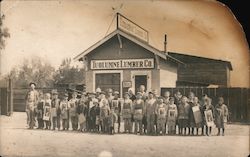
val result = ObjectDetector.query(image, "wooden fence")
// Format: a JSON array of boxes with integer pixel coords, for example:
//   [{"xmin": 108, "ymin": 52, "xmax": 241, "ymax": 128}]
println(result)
[
  {"xmin": 161, "ymin": 87, "xmax": 250, "ymax": 123},
  {"xmin": 0, "ymin": 79, "xmax": 13, "ymax": 116},
  {"xmin": 13, "ymin": 87, "xmax": 67, "ymax": 112}
]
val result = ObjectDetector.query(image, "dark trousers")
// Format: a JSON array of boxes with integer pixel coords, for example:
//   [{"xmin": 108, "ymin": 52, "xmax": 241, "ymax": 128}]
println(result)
[
  {"xmin": 45, "ymin": 120, "xmax": 51, "ymax": 129},
  {"xmin": 62, "ymin": 119, "xmax": 68, "ymax": 130},
  {"xmin": 52, "ymin": 116, "xmax": 61, "ymax": 130},
  {"xmin": 124, "ymin": 118, "xmax": 132, "ymax": 133},
  {"xmin": 134, "ymin": 120, "xmax": 142, "ymax": 134},
  {"xmin": 147, "ymin": 115, "xmax": 155, "ymax": 135},
  {"xmin": 71, "ymin": 116, "xmax": 78, "ymax": 130},
  {"xmin": 29, "ymin": 109, "xmax": 35, "ymax": 129},
  {"xmin": 37, "ymin": 118, "xmax": 44, "ymax": 129}
]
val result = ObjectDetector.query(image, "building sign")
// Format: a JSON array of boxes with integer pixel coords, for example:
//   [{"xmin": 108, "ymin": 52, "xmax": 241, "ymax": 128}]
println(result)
[
  {"xmin": 117, "ymin": 13, "xmax": 148, "ymax": 42},
  {"xmin": 91, "ymin": 58, "xmax": 154, "ymax": 70},
  {"xmin": 122, "ymin": 81, "xmax": 132, "ymax": 88}
]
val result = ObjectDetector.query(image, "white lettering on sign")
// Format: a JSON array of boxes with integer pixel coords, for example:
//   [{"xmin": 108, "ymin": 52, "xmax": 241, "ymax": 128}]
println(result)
[
  {"xmin": 118, "ymin": 14, "xmax": 148, "ymax": 42},
  {"xmin": 91, "ymin": 59, "xmax": 154, "ymax": 70}
]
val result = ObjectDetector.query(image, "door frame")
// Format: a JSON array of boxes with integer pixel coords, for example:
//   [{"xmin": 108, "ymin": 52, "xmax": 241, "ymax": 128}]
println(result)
[
  {"xmin": 93, "ymin": 70, "xmax": 123, "ymax": 96},
  {"xmin": 131, "ymin": 70, "xmax": 151, "ymax": 94}
]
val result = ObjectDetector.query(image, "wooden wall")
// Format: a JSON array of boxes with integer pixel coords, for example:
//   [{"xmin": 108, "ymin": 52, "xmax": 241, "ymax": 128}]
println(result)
[{"xmin": 177, "ymin": 63, "xmax": 229, "ymax": 86}]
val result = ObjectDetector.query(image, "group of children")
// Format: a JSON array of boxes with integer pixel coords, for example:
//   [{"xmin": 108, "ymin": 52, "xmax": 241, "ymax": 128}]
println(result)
[{"xmin": 26, "ymin": 84, "xmax": 229, "ymax": 136}]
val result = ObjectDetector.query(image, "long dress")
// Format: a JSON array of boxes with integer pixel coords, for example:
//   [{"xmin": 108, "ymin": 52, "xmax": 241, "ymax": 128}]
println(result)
[{"xmin": 215, "ymin": 104, "xmax": 228, "ymax": 129}]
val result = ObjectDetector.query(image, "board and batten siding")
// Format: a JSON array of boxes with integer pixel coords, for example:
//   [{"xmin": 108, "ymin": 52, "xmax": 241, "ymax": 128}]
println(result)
[
  {"xmin": 178, "ymin": 63, "xmax": 229, "ymax": 86},
  {"xmin": 159, "ymin": 58, "xmax": 178, "ymax": 88}
]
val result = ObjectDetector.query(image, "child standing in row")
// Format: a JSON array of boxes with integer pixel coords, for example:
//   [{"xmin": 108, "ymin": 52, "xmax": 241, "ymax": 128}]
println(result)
[
  {"xmin": 155, "ymin": 97, "xmax": 167, "ymax": 135},
  {"xmin": 37, "ymin": 92, "xmax": 44, "ymax": 129},
  {"xmin": 43, "ymin": 93, "xmax": 51, "ymax": 130},
  {"xmin": 60, "ymin": 93, "xmax": 69, "ymax": 130},
  {"xmin": 122, "ymin": 92, "xmax": 133, "ymax": 133},
  {"xmin": 215, "ymin": 97, "xmax": 228, "ymax": 136},
  {"xmin": 133, "ymin": 92, "xmax": 144, "ymax": 135},
  {"xmin": 167, "ymin": 97, "xmax": 178, "ymax": 135}
]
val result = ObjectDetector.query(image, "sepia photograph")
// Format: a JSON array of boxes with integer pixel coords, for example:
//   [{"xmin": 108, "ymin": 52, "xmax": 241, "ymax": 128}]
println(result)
[{"xmin": 0, "ymin": 0, "xmax": 249, "ymax": 157}]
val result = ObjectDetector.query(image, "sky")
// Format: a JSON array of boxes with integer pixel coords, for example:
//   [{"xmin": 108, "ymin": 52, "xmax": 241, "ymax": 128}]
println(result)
[{"xmin": 1, "ymin": 0, "xmax": 249, "ymax": 87}]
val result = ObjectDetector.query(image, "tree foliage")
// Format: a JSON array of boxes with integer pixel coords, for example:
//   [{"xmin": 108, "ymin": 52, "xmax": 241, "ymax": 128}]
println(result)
[
  {"xmin": 8, "ymin": 56, "xmax": 55, "ymax": 88},
  {"xmin": 0, "ymin": 15, "xmax": 10, "ymax": 50},
  {"xmin": 54, "ymin": 58, "xmax": 85, "ymax": 85}
]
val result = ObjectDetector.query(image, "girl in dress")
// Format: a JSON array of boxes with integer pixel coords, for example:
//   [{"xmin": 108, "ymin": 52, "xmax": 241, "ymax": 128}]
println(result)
[
  {"xmin": 215, "ymin": 97, "xmax": 228, "ymax": 136},
  {"xmin": 43, "ymin": 93, "xmax": 51, "ymax": 130}
]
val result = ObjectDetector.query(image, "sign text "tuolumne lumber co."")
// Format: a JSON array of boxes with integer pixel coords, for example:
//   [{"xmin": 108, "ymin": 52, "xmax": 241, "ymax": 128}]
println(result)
[{"xmin": 91, "ymin": 59, "xmax": 154, "ymax": 70}]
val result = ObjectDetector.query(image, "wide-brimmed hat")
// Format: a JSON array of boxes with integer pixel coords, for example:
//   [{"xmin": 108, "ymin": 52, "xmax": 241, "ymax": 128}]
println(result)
[
  {"xmin": 114, "ymin": 91, "xmax": 119, "ymax": 95},
  {"xmin": 51, "ymin": 89, "xmax": 58, "ymax": 95},
  {"xmin": 96, "ymin": 88, "xmax": 101, "ymax": 93},
  {"xmin": 29, "ymin": 82, "xmax": 36, "ymax": 86},
  {"xmin": 64, "ymin": 93, "xmax": 69, "ymax": 97},
  {"xmin": 107, "ymin": 88, "xmax": 113, "ymax": 93}
]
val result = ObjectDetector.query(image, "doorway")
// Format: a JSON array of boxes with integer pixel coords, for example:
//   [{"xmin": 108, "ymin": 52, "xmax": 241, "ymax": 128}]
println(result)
[{"xmin": 135, "ymin": 75, "xmax": 147, "ymax": 92}]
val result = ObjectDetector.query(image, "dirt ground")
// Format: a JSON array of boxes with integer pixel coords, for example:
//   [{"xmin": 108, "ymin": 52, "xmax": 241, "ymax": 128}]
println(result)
[{"xmin": 0, "ymin": 112, "xmax": 249, "ymax": 157}]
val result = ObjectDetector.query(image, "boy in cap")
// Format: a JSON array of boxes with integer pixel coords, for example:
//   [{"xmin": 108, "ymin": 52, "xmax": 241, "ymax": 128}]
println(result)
[
  {"xmin": 145, "ymin": 91, "xmax": 157, "ymax": 135},
  {"xmin": 122, "ymin": 92, "xmax": 133, "ymax": 133},
  {"xmin": 100, "ymin": 99, "xmax": 110, "ymax": 133},
  {"xmin": 88, "ymin": 93, "xmax": 98, "ymax": 132},
  {"xmin": 215, "ymin": 97, "xmax": 228, "ymax": 136},
  {"xmin": 167, "ymin": 97, "xmax": 178, "ymax": 135},
  {"xmin": 68, "ymin": 92, "xmax": 79, "ymax": 131},
  {"xmin": 108, "ymin": 108, "xmax": 117, "ymax": 135},
  {"xmin": 60, "ymin": 93, "xmax": 69, "ymax": 130},
  {"xmin": 77, "ymin": 92, "xmax": 88, "ymax": 132},
  {"xmin": 155, "ymin": 96, "xmax": 167, "ymax": 135},
  {"xmin": 106, "ymin": 88, "xmax": 114, "ymax": 109},
  {"xmin": 51, "ymin": 90, "xmax": 61, "ymax": 130},
  {"xmin": 111, "ymin": 91, "xmax": 122, "ymax": 133},
  {"xmin": 133, "ymin": 92, "xmax": 145, "ymax": 135},
  {"xmin": 37, "ymin": 91, "xmax": 44, "ymax": 129}
]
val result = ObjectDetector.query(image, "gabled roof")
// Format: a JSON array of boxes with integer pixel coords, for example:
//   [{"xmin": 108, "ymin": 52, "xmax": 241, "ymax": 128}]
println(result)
[
  {"xmin": 168, "ymin": 52, "xmax": 233, "ymax": 70},
  {"xmin": 73, "ymin": 29, "xmax": 184, "ymax": 65}
]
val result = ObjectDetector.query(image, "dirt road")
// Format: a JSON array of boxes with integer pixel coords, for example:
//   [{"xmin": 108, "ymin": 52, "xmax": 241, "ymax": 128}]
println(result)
[{"xmin": 0, "ymin": 112, "xmax": 249, "ymax": 157}]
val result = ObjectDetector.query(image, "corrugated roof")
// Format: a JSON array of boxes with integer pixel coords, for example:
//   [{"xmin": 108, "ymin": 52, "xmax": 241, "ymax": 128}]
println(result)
[{"xmin": 168, "ymin": 52, "xmax": 233, "ymax": 70}]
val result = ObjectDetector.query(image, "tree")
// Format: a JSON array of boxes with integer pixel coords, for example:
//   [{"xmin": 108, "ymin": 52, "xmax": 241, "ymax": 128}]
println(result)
[
  {"xmin": 8, "ymin": 56, "xmax": 55, "ymax": 88},
  {"xmin": 54, "ymin": 58, "xmax": 85, "ymax": 85},
  {"xmin": 0, "ymin": 15, "xmax": 10, "ymax": 50},
  {"xmin": 0, "ymin": 14, "xmax": 10, "ymax": 75}
]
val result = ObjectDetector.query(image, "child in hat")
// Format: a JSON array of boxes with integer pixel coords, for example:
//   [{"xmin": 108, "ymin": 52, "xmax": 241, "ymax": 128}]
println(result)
[
  {"xmin": 145, "ymin": 91, "xmax": 157, "ymax": 135},
  {"xmin": 122, "ymin": 92, "xmax": 133, "ymax": 133},
  {"xmin": 100, "ymin": 99, "xmax": 110, "ymax": 134},
  {"xmin": 133, "ymin": 92, "xmax": 145, "ymax": 135},
  {"xmin": 108, "ymin": 108, "xmax": 117, "ymax": 135},
  {"xmin": 215, "ymin": 97, "xmax": 228, "ymax": 136},
  {"xmin": 77, "ymin": 92, "xmax": 88, "ymax": 132},
  {"xmin": 51, "ymin": 90, "xmax": 61, "ymax": 130},
  {"xmin": 111, "ymin": 91, "xmax": 122, "ymax": 133},
  {"xmin": 68, "ymin": 92, "xmax": 79, "ymax": 131},
  {"xmin": 37, "ymin": 91, "xmax": 44, "ymax": 129},
  {"xmin": 60, "ymin": 93, "xmax": 69, "ymax": 130}
]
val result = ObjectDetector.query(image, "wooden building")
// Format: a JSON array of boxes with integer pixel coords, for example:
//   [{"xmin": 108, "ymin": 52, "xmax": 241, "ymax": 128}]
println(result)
[
  {"xmin": 74, "ymin": 13, "xmax": 233, "ymax": 95},
  {"xmin": 168, "ymin": 52, "xmax": 233, "ymax": 87}
]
